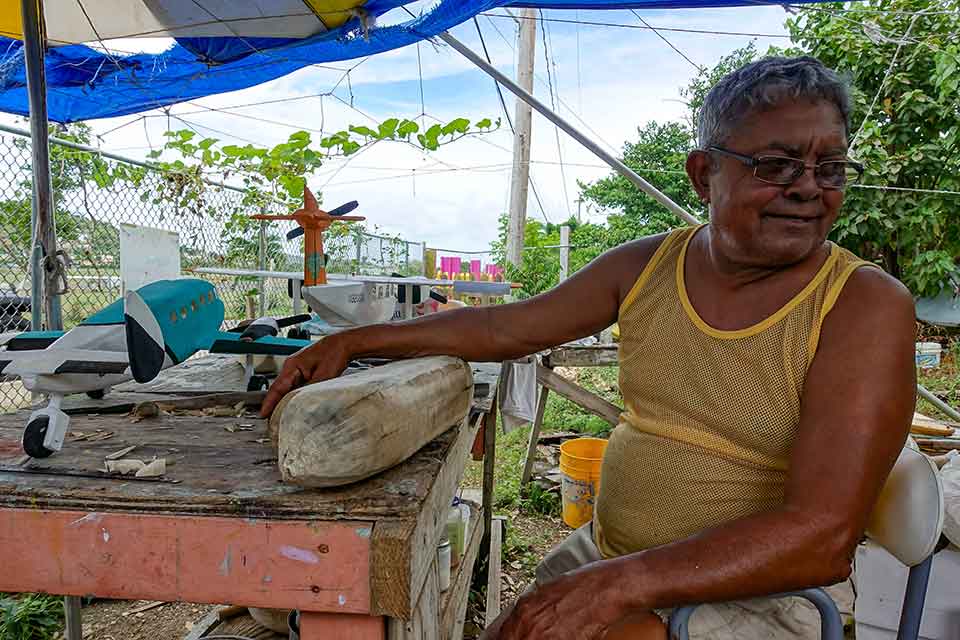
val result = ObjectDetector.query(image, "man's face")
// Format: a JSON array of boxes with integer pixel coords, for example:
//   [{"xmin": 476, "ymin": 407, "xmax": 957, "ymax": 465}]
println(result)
[{"xmin": 706, "ymin": 99, "xmax": 848, "ymax": 267}]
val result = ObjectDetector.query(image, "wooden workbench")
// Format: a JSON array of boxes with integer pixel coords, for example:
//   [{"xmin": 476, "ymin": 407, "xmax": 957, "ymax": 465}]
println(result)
[{"xmin": 0, "ymin": 355, "xmax": 500, "ymax": 640}]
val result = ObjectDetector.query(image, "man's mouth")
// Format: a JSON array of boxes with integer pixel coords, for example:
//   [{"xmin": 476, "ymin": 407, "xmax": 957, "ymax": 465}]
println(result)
[{"xmin": 764, "ymin": 213, "xmax": 820, "ymax": 222}]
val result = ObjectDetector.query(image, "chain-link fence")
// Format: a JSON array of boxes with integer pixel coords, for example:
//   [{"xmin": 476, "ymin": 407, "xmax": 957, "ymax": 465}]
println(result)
[{"xmin": 0, "ymin": 126, "xmax": 423, "ymax": 412}]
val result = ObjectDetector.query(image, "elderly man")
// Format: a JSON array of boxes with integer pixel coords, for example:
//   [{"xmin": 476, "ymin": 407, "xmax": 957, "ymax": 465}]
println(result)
[{"xmin": 261, "ymin": 56, "xmax": 915, "ymax": 640}]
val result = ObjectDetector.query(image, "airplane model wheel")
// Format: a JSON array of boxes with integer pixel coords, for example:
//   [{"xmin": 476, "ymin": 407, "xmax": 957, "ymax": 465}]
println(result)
[
  {"xmin": 86, "ymin": 389, "xmax": 106, "ymax": 400},
  {"xmin": 247, "ymin": 375, "xmax": 269, "ymax": 392},
  {"xmin": 22, "ymin": 416, "xmax": 54, "ymax": 458}
]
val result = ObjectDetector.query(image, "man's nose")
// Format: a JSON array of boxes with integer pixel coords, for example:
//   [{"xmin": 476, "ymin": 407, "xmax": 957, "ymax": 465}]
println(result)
[{"xmin": 783, "ymin": 164, "xmax": 821, "ymax": 200}]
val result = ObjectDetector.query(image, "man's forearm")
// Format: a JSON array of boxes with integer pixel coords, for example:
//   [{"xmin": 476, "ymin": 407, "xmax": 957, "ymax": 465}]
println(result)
[
  {"xmin": 601, "ymin": 507, "xmax": 856, "ymax": 614},
  {"xmin": 334, "ymin": 304, "xmax": 547, "ymax": 364}
]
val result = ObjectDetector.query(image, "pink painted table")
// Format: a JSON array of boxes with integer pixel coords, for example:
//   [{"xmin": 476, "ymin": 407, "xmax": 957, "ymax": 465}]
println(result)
[{"xmin": 0, "ymin": 363, "xmax": 499, "ymax": 639}]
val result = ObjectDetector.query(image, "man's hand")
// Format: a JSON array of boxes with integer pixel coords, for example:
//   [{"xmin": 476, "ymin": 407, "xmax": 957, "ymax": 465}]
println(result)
[
  {"xmin": 484, "ymin": 562, "xmax": 631, "ymax": 640},
  {"xmin": 260, "ymin": 336, "xmax": 352, "ymax": 416}
]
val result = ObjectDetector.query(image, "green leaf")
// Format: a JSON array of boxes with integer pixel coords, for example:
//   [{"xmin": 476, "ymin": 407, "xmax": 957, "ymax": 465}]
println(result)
[
  {"xmin": 349, "ymin": 125, "xmax": 377, "ymax": 138},
  {"xmin": 378, "ymin": 118, "xmax": 399, "ymax": 139},
  {"xmin": 476, "ymin": 118, "xmax": 492, "ymax": 129},
  {"xmin": 441, "ymin": 118, "xmax": 470, "ymax": 136},
  {"xmin": 397, "ymin": 119, "xmax": 419, "ymax": 137}
]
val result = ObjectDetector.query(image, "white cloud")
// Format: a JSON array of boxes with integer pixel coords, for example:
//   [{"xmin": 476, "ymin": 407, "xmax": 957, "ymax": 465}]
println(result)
[{"xmin": 3, "ymin": 5, "xmax": 794, "ymax": 255}]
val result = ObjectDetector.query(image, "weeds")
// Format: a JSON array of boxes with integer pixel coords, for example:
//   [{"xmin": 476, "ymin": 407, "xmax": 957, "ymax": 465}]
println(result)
[{"xmin": 0, "ymin": 593, "xmax": 63, "ymax": 640}]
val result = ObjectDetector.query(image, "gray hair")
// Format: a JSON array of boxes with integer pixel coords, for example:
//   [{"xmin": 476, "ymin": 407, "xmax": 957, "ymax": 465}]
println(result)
[{"xmin": 697, "ymin": 56, "xmax": 851, "ymax": 150}]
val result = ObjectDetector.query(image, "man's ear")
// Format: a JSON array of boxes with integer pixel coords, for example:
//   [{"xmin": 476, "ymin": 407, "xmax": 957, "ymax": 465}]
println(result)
[{"xmin": 686, "ymin": 150, "xmax": 712, "ymax": 204}]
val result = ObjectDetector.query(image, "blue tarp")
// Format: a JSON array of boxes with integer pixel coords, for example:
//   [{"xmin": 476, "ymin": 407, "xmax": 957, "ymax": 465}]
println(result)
[{"xmin": 0, "ymin": 0, "xmax": 817, "ymax": 123}]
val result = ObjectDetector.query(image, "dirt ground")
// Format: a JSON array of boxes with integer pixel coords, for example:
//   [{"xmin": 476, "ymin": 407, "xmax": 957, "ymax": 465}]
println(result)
[{"xmin": 72, "ymin": 599, "xmax": 216, "ymax": 640}]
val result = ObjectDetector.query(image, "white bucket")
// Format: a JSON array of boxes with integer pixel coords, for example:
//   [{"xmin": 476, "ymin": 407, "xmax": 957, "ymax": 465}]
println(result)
[{"xmin": 916, "ymin": 342, "xmax": 942, "ymax": 369}]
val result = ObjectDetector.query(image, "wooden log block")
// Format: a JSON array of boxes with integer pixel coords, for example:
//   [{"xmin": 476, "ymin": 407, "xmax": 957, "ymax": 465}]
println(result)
[{"xmin": 270, "ymin": 357, "xmax": 473, "ymax": 488}]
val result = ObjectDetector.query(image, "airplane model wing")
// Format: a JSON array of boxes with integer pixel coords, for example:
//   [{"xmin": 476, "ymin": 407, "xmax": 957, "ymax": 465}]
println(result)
[
  {"xmin": 0, "ymin": 348, "xmax": 130, "ymax": 376},
  {"xmin": 0, "ymin": 331, "xmax": 66, "ymax": 351},
  {"xmin": 208, "ymin": 332, "xmax": 312, "ymax": 357}
]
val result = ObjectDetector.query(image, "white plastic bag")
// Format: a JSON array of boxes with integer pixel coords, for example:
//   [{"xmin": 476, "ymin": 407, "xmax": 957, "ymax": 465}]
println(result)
[
  {"xmin": 500, "ymin": 360, "xmax": 539, "ymax": 433},
  {"xmin": 941, "ymin": 451, "xmax": 960, "ymax": 548}
]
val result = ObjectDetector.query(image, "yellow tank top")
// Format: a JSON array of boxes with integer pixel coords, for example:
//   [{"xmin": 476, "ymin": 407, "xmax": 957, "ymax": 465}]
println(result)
[{"xmin": 594, "ymin": 225, "xmax": 877, "ymax": 558}]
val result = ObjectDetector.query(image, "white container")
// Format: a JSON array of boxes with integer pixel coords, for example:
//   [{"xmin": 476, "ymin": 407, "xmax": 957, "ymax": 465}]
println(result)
[
  {"xmin": 855, "ymin": 542, "xmax": 960, "ymax": 639},
  {"xmin": 916, "ymin": 342, "xmax": 943, "ymax": 369},
  {"xmin": 438, "ymin": 539, "xmax": 452, "ymax": 591}
]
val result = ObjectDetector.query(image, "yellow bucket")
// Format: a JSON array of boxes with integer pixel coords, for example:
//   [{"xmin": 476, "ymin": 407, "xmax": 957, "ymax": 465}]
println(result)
[{"xmin": 559, "ymin": 437, "xmax": 608, "ymax": 528}]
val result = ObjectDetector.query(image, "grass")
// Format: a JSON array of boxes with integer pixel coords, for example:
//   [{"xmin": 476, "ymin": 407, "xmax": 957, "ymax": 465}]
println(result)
[
  {"xmin": 0, "ymin": 594, "xmax": 63, "ymax": 640},
  {"xmin": 916, "ymin": 335, "xmax": 960, "ymax": 421},
  {"xmin": 462, "ymin": 365, "xmax": 620, "ymax": 513}
]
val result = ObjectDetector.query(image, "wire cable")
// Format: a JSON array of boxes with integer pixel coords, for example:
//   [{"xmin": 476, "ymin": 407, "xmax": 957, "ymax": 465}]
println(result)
[{"xmin": 629, "ymin": 9, "xmax": 705, "ymax": 72}]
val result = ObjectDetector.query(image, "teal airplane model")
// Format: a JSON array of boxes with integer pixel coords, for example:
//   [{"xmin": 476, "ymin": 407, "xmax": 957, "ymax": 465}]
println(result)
[{"xmin": 0, "ymin": 278, "xmax": 312, "ymax": 458}]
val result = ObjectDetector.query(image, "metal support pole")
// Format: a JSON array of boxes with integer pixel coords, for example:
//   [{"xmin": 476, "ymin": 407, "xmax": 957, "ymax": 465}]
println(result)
[
  {"xmin": 439, "ymin": 31, "xmax": 699, "ymax": 227},
  {"xmin": 257, "ymin": 221, "xmax": 267, "ymax": 316},
  {"xmin": 917, "ymin": 384, "xmax": 960, "ymax": 423},
  {"xmin": 22, "ymin": 0, "xmax": 62, "ymax": 330},
  {"xmin": 897, "ymin": 555, "xmax": 933, "ymax": 640},
  {"xmin": 559, "ymin": 225, "xmax": 570, "ymax": 282}
]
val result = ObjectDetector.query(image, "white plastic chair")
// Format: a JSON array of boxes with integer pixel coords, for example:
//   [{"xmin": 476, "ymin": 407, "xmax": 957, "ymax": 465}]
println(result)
[{"xmin": 668, "ymin": 446, "xmax": 945, "ymax": 640}]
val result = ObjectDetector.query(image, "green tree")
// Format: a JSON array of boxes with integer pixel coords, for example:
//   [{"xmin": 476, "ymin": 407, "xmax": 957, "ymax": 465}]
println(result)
[
  {"xmin": 787, "ymin": 0, "xmax": 960, "ymax": 295},
  {"xmin": 0, "ymin": 123, "xmax": 123, "ymax": 272},
  {"xmin": 579, "ymin": 121, "xmax": 702, "ymax": 244}
]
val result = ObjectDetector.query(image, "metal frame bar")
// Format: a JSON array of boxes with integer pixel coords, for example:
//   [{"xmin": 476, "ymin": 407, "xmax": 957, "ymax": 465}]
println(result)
[
  {"xmin": 21, "ymin": 0, "xmax": 61, "ymax": 330},
  {"xmin": 897, "ymin": 554, "xmax": 934, "ymax": 640},
  {"xmin": 439, "ymin": 31, "xmax": 700, "ymax": 227}
]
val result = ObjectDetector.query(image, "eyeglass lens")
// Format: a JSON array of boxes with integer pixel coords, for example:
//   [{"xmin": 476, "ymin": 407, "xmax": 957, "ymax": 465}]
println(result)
[{"xmin": 755, "ymin": 157, "xmax": 859, "ymax": 188}]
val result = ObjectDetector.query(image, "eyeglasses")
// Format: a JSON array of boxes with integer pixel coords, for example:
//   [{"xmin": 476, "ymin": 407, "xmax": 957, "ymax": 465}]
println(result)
[{"xmin": 708, "ymin": 146, "xmax": 864, "ymax": 190}]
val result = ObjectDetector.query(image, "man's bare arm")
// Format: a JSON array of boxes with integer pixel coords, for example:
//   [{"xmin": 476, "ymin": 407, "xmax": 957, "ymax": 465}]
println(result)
[
  {"xmin": 496, "ymin": 267, "xmax": 916, "ymax": 638},
  {"xmin": 261, "ymin": 234, "xmax": 666, "ymax": 415}
]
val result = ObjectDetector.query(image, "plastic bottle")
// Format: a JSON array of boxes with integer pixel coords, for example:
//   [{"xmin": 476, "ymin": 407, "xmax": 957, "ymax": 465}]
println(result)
[{"xmin": 447, "ymin": 501, "xmax": 465, "ymax": 567}]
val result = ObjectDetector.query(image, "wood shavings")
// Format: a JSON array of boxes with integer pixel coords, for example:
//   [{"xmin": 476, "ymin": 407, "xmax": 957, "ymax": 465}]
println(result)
[
  {"xmin": 70, "ymin": 429, "xmax": 115, "ymax": 442},
  {"xmin": 105, "ymin": 445, "xmax": 138, "ymax": 461},
  {"xmin": 136, "ymin": 458, "xmax": 166, "ymax": 478},
  {"xmin": 103, "ymin": 459, "xmax": 145, "ymax": 475},
  {"xmin": 102, "ymin": 456, "xmax": 167, "ymax": 478},
  {"xmin": 204, "ymin": 406, "xmax": 237, "ymax": 417}
]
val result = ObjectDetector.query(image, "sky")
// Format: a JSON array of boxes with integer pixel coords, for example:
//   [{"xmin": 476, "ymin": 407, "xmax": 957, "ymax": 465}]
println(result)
[{"xmin": 0, "ymin": 2, "xmax": 797, "ymax": 257}]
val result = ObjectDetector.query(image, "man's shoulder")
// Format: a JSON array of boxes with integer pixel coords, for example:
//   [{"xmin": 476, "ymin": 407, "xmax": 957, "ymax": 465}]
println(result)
[{"xmin": 827, "ymin": 261, "xmax": 914, "ymax": 330}]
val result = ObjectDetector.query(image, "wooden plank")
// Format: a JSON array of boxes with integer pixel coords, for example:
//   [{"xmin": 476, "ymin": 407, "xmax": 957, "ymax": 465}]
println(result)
[
  {"xmin": 441, "ymin": 503, "xmax": 483, "ymax": 640},
  {"xmin": 389, "ymin": 555, "xmax": 441, "ymax": 640},
  {"xmin": 543, "ymin": 345, "xmax": 618, "ymax": 368},
  {"xmin": 520, "ymin": 385, "xmax": 550, "ymax": 486},
  {"xmin": 0, "ymin": 413, "xmax": 464, "ymax": 522},
  {"xmin": 0, "ymin": 508, "xmax": 372, "ymax": 613},
  {"xmin": 299, "ymin": 612, "xmax": 385, "ymax": 640},
  {"xmin": 482, "ymin": 364, "xmax": 507, "ymax": 558},
  {"xmin": 536, "ymin": 364, "xmax": 621, "ymax": 426},
  {"xmin": 912, "ymin": 412, "xmax": 956, "ymax": 437},
  {"xmin": 184, "ymin": 608, "xmax": 226, "ymax": 640},
  {"xmin": 370, "ymin": 412, "xmax": 480, "ymax": 619},
  {"xmin": 484, "ymin": 518, "xmax": 504, "ymax": 628},
  {"xmin": 64, "ymin": 596, "xmax": 82, "ymax": 640},
  {"xmin": 271, "ymin": 357, "xmax": 474, "ymax": 488}
]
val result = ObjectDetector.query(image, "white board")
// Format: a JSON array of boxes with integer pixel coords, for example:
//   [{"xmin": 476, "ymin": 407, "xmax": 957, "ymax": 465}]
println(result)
[{"xmin": 119, "ymin": 224, "xmax": 181, "ymax": 295}]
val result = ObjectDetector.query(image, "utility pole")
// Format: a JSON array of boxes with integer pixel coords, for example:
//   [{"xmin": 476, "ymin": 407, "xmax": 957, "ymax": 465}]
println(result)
[{"xmin": 505, "ymin": 8, "xmax": 536, "ymax": 268}]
